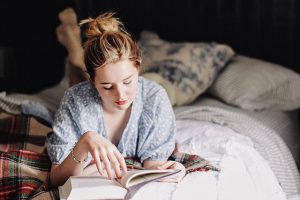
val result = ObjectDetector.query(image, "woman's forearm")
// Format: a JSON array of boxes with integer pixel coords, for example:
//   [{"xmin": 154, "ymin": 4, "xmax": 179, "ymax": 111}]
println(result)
[
  {"xmin": 143, "ymin": 160, "xmax": 166, "ymax": 169},
  {"xmin": 50, "ymin": 141, "xmax": 88, "ymax": 187}
]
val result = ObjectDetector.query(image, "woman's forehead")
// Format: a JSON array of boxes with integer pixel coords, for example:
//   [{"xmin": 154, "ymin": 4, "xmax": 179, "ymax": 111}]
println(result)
[{"xmin": 94, "ymin": 59, "xmax": 138, "ymax": 83}]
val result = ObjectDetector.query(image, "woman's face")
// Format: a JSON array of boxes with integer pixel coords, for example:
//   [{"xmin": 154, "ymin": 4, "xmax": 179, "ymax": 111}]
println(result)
[{"xmin": 93, "ymin": 59, "xmax": 139, "ymax": 112}]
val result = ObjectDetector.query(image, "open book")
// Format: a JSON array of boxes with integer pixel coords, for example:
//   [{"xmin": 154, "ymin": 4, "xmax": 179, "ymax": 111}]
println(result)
[{"xmin": 59, "ymin": 169, "xmax": 181, "ymax": 200}]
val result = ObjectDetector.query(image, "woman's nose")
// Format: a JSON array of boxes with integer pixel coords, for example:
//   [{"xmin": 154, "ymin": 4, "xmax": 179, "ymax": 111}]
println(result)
[{"xmin": 114, "ymin": 86, "xmax": 124, "ymax": 98}]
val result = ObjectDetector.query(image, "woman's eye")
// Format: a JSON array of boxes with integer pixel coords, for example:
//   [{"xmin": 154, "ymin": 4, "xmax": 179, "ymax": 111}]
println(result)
[
  {"xmin": 124, "ymin": 80, "xmax": 132, "ymax": 85},
  {"xmin": 103, "ymin": 86, "xmax": 112, "ymax": 90}
]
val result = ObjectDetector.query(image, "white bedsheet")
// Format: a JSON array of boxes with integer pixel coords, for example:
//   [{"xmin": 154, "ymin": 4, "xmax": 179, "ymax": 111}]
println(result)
[{"xmin": 130, "ymin": 120, "xmax": 287, "ymax": 200}]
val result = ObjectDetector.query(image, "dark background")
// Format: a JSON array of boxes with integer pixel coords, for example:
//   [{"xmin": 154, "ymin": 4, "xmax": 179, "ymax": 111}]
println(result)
[{"xmin": 0, "ymin": 0, "xmax": 299, "ymax": 93}]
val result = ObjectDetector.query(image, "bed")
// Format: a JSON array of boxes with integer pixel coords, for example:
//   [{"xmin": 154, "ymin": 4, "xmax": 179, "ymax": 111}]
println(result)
[
  {"xmin": 1, "ymin": 49, "xmax": 300, "ymax": 200},
  {"xmin": 1, "ymin": 1, "xmax": 300, "ymax": 200}
]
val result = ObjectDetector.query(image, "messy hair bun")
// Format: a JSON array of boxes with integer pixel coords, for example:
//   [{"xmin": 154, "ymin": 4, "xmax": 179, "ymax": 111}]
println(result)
[
  {"xmin": 79, "ymin": 12, "xmax": 123, "ymax": 38},
  {"xmin": 79, "ymin": 12, "xmax": 141, "ymax": 80}
]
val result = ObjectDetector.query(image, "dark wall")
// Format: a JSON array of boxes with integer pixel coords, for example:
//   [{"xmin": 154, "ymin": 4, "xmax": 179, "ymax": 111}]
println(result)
[
  {"xmin": 0, "ymin": 1, "xmax": 73, "ymax": 93},
  {"xmin": 0, "ymin": 0, "xmax": 299, "ymax": 93},
  {"xmin": 76, "ymin": 0, "xmax": 300, "ymax": 74}
]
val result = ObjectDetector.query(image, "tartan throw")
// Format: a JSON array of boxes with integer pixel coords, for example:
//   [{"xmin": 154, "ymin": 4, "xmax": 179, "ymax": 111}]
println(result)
[
  {"xmin": 0, "ymin": 150, "xmax": 52, "ymax": 199},
  {"xmin": 0, "ymin": 112, "xmax": 51, "ymax": 153},
  {"xmin": 0, "ymin": 112, "xmax": 218, "ymax": 200}
]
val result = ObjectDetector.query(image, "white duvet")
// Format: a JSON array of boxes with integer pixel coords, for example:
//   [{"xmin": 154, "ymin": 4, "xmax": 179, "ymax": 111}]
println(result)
[{"xmin": 131, "ymin": 120, "xmax": 287, "ymax": 200}]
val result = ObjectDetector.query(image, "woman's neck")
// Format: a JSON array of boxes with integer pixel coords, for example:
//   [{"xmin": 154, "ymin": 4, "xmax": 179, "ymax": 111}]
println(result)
[{"xmin": 103, "ymin": 105, "xmax": 132, "ymax": 146}]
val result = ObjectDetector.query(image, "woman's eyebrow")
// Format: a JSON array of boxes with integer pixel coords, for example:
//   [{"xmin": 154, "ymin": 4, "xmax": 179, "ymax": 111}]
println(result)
[
  {"xmin": 123, "ymin": 75, "xmax": 133, "ymax": 81},
  {"xmin": 100, "ymin": 75, "xmax": 133, "ymax": 85}
]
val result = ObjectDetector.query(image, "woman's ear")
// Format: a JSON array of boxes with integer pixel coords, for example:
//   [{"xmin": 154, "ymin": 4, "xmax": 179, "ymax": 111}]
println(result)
[
  {"xmin": 137, "ymin": 65, "xmax": 141, "ymax": 73},
  {"xmin": 136, "ymin": 64, "xmax": 142, "ymax": 74}
]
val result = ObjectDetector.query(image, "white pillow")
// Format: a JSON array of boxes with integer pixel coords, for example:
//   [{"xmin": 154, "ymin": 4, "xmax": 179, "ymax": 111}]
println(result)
[
  {"xmin": 208, "ymin": 55, "xmax": 300, "ymax": 111},
  {"xmin": 139, "ymin": 31, "xmax": 235, "ymax": 106}
]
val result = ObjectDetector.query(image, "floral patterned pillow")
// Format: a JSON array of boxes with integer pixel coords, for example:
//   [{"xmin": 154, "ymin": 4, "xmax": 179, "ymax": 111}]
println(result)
[{"xmin": 139, "ymin": 31, "xmax": 235, "ymax": 106}]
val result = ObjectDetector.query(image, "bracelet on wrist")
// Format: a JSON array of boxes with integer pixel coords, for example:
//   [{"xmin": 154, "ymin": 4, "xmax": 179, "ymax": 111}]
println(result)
[{"xmin": 71, "ymin": 142, "xmax": 88, "ymax": 164}]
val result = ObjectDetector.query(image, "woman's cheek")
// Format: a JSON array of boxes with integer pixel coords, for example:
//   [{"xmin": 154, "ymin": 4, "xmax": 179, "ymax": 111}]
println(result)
[{"xmin": 127, "ymin": 87, "xmax": 137, "ymax": 100}]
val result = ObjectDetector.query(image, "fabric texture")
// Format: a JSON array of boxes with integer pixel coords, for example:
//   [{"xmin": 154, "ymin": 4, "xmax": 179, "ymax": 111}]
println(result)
[
  {"xmin": 174, "ymin": 97, "xmax": 300, "ymax": 198},
  {"xmin": 208, "ymin": 54, "xmax": 300, "ymax": 111},
  {"xmin": 47, "ymin": 77, "xmax": 176, "ymax": 165},
  {"xmin": 0, "ymin": 113, "xmax": 53, "ymax": 200},
  {"xmin": 0, "ymin": 92, "xmax": 54, "ymax": 125},
  {"xmin": 190, "ymin": 96, "xmax": 300, "ymax": 167},
  {"xmin": 175, "ymin": 120, "xmax": 286, "ymax": 200},
  {"xmin": 0, "ymin": 60, "xmax": 69, "ymax": 124},
  {"xmin": 138, "ymin": 30, "xmax": 235, "ymax": 106},
  {"xmin": 0, "ymin": 112, "xmax": 51, "ymax": 153},
  {"xmin": 0, "ymin": 112, "xmax": 215, "ymax": 200}
]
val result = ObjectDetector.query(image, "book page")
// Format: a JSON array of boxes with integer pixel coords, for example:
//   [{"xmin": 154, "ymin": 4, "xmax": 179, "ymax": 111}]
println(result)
[{"xmin": 120, "ymin": 169, "xmax": 180, "ymax": 188}]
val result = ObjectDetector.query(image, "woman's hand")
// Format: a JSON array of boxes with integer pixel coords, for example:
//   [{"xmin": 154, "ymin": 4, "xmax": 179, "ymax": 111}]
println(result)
[
  {"xmin": 157, "ymin": 161, "xmax": 186, "ymax": 183},
  {"xmin": 80, "ymin": 131, "xmax": 127, "ymax": 179}
]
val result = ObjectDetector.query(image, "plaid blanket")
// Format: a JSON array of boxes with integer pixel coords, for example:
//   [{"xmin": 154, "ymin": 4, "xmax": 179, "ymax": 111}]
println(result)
[{"xmin": 0, "ymin": 112, "xmax": 218, "ymax": 200}]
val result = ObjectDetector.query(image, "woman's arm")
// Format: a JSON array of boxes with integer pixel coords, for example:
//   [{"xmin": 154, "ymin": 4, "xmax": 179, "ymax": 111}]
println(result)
[
  {"xmin": 143, "ymin": 160, "xmax": 166, "ymax": 169},
  {"xmin": 50, "ymin": 131, "xmax": 127, "ymax": 187},
  {"xmin": 49, "ymin": 138, "xmax": 88, "ymax": 186}
]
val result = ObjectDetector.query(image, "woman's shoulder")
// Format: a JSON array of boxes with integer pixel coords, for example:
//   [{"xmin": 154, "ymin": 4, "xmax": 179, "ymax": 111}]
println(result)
[
  {"xmin": 138, "ymin": 76, "xmax": 170, "ymax": 107},
  {"xmin": 137, "ymin": 76, "xmax": 174, "ymax": 121},
  {"xmin": 67, "ymin": 81, "xmax": 92, "ymax": 92},
  {"xmin": 62, "ymin": 81, "xmax": 99, "ymax": 103},
  {"xmin": 64, "ymin": 81, "xmax": 94, "ymax": 95},
  {"xmin": 139, "ymin": 76, "xmax": 166, "ymax": 97}
]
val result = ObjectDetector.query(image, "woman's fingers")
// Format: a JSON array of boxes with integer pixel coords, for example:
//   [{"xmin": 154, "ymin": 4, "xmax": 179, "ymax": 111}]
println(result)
[
  {"xmin": 99, "ymin": 148, "xmax": 114, "ymax": 179},
  {"xmin": 114, "ymin": 148, "xmax": 127, "ymax": 174},
  {"xmin": 92, "ymin": 149, "xmax": 104, "ymax": 175},
  {"xmin": 156, "ymin": 161, "xmax": 186, "ymax": 183},
  {"xmin": 107, "ymin": 149, "xmax": 122, "ymax": 178},
  {"xmin": 85, "ymin": 134, "xmax": 127, "ymax": 180}
]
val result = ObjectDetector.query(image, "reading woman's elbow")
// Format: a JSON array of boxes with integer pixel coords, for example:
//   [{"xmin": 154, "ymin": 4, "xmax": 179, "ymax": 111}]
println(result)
[{"xmin": 50, "ymin": 164, "xmax": 61, "ymax": 187}]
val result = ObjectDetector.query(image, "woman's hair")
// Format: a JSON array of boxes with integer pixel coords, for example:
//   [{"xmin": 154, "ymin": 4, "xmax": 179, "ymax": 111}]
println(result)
[{"xmin": 79, "ymin": 12, "xmax": 142, "ymax": 81}]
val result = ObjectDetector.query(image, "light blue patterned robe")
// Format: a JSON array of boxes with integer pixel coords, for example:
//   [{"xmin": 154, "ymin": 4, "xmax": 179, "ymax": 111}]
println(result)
[{"xmin": 47, "ymin": 77, "xmax": 176, "ymax": 165}]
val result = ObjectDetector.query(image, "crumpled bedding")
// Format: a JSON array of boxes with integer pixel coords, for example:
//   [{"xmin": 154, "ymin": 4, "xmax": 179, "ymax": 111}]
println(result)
[
  {"xmin": 174, "ymin": 101, "xmax": 300, "ymax": 199},
  {"xmin": 128, "ymin": 120, "xmax": 287, "ymax": 200}
]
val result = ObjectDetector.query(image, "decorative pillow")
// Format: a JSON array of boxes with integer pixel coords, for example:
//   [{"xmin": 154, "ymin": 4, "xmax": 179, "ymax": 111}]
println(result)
[
  {"xmin": 208, "ymin": 54, "xmax": 300, "ymax": 111},
  {"xmin": 138, "ymin": 31, "xmax": 235, "ymax": 106}
]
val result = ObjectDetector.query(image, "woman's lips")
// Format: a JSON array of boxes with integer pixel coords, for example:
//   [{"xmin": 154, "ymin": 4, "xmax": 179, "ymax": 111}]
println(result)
[{"xmin": 115, "ymin": 100, "xmax": 127, "ymax": 105}]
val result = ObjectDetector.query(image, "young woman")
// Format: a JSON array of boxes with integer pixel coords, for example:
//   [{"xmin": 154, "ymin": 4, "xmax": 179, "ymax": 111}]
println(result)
[{"xmin": 48, "ymin": 8, "xmax": 185, "ymax": 187}]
